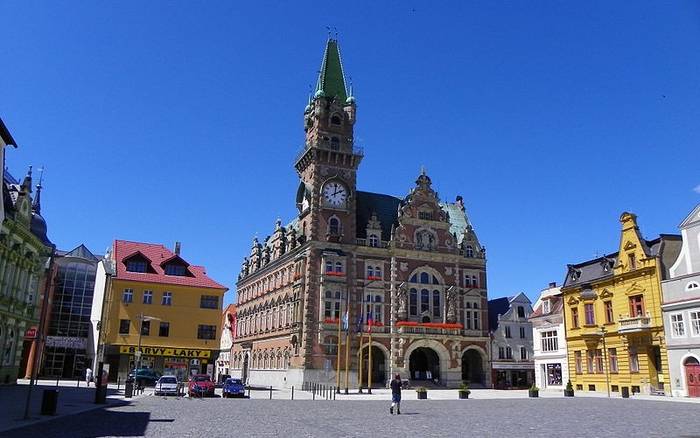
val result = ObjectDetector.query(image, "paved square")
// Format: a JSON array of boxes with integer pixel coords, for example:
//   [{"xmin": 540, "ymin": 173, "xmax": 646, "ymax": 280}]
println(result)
[{"xmin": 3, "ymin": 392, "xmax": 700, "ymax": 437}]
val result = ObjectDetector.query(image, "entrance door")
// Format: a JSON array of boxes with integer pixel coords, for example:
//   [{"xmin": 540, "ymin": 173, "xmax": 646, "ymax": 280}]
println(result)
[
  {"xmin": 409, "ymin": 348, "xmax": 440, "ymax": 382},
  {"xmin": 461, "ymin": 349, "xmax": 484, "ymax": 385},
  {"xmin": 685, "ymin": 359, "xmax": 700, "ymax": 398}
]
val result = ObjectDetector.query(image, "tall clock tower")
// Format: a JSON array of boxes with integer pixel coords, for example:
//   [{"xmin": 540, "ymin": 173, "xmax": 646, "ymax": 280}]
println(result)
[{"xmin": 294, "ymin": 38, "xmax": 362, "ymax": 244}]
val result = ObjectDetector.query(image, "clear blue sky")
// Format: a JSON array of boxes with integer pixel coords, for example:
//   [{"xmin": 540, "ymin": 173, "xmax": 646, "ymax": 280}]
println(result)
[{"xmin": 3, "ymin": 1, "xmax": 699, "ymax": 307}]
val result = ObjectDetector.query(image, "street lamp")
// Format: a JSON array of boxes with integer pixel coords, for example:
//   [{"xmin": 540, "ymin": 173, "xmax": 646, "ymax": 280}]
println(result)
[
  {"xmin": 598, "ymin": 326, "xmax": 611, "ymax": 398},
  {"xmin": 135, "ymin": 313, "xmax": 161, "ymax": 372}
]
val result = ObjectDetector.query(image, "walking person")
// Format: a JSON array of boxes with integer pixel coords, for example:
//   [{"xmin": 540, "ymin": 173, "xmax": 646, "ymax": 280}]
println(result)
[
  {"xmin": 85, "ymin": 367, "xmax": 93, "ymax": 386},
  {"xmin": 389, "ymin": 373, "xmax": 402, "ymax": 415}
]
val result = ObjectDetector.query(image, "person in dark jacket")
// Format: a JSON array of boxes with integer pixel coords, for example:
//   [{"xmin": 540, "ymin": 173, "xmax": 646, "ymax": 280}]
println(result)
[{"xmin": 390, "ymin": 373, "xmax": 402, "ymax": 415}]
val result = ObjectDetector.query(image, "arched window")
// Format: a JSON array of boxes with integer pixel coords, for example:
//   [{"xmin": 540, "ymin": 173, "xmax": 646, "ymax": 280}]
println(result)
[
  {"xmin": 375, "ymin": 266, "xmax": 382, "ymax": 278},
  {"xmin": 369, "ymin": 234, "xmax": 379, "ymax": 247},
  {"xmin": 472, "ymin": 275, "xmax": 478, "ymax": 288},
  {"xmin": 421, "ymin": 289, "xmax": 430, "ymax": 313},
  {"xmin": 330, "ymin": 137, "xmax": 340, "ymax": 150},
  {"xmin": 325, "ymin": 290, "xmax": 332, "ymax": 299},
  {"xmin": 410, "ymin": 288, "xmax": 418, "ymax": 315},
  {"xmin": 329, "ymin": 217, "xmax": 340, "ymax": 235},
  {"xmin": 331, "ymin": 114, "xmax": 342, "ymax": 125},
  {"xmin": 420, "ymin": 272, "xmax": 430, "ymax": 284},
  {"xmin": 367, "ymin": 266, "xmax": 374, "ymax": 278},
  {"xmin": 686, "ymin": 282, "xmax": 700, "ymax": 291},
  {"xmin": 466, "ymin": 245, "xmax": 474, "ymax": 258},
  {"xmin": 326, "ymin": 261, "xmax": 333, "ymax": 273},
  {"xmin": 335, "ymin": 262, "xmax": 343, "ymax": 273},
  {"xmin": 433, "ymin": 290, "xmax": 441, "ymax": 318}
]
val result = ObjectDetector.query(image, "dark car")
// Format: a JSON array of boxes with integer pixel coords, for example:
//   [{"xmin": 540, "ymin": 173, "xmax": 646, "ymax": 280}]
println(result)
[
  {"xmin": 222, "ymin": 378, "xmax": 246, "ymax": 398},
  {"xmin": 188, "ymin": 374, "xmax": 215, "ymax": 397},
  {"xmin": 128, "ymin": 368, "xmax": 161, "ymax": 387}
]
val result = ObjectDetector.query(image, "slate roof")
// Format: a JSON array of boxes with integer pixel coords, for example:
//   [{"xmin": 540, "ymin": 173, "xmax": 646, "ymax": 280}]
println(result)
[
  {"xmin": 114, "ymin": 240, "xmax": 228, "ymax": 290},
  {"xmin": 530, "ymin": 295, "xmax": 563, "ymax": 319},
  {"xmin": 488, "ymin": 297, "xmax": 511, "ymax": 332},
  {"xmin": 57, "ymin": 244, "xmax": 100, "ymax": 262},
  {"xmin": 440, "ymin": 202, "xmax": 472, "ymax": 244},
  {"xmin": 562, "ymin": 234, "xmax": 682, "ymax": 288},
  {"xmin": 315, "ymin": 39, "xmax": 348, "ymax": 101}
]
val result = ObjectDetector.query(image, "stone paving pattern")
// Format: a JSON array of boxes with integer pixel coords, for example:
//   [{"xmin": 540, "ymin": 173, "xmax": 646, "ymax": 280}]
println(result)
[{"xmin": 4, "ymin": 391, "xmax": 700, "ymax": 438}]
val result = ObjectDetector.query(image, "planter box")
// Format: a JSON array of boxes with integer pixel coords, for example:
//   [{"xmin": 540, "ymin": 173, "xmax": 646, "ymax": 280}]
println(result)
[
  {"xmin": 564, "ymin": 389, "xmax": 574, "ymax": 397},
  {"xmin": 417, "ymin": 391, "xmax": 428, "ymax": 400},
  {"xmin": 458, "ymin": 391, "xmax": 469, "ymax": 399},
  {"xmin": 528, "ymin": 390, "xmax": 539, "ymax": 398}
]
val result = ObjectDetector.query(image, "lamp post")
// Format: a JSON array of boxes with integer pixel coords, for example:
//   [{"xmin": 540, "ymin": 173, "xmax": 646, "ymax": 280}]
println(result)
[
  {"xmin": 599, "ymin": 326, "xmax": 611, "ymax": 398},
  {"xmin": 136, "ymin": 313, "xmax": 160, "ymax": 372}
]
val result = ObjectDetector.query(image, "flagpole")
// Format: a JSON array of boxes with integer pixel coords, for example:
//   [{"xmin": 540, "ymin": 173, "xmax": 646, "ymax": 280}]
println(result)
[
  {"xmin": 368, "ymin": 322, "xmax": 373, "ymax": 394},
  {"xmin": 335, "ymin": 309, "xmax": 342, "ymax": 394},
  {"xmin": 343, "ymin": 324, "xmax": 350, "ymax": 394},
  {"xmin": 357, "ymin": 331, "xmax": 364, "ymax": 393}
]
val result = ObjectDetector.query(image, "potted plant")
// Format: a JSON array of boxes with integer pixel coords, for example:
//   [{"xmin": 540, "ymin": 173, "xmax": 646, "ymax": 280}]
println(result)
[
  {"xmin": 528, "ymin": 384, "xmax": 539, "ymax": 398},
  {"xmin": 458, "ymin": 382, "xmax": 471, "ymax": 399},
  {"xmin": 416, "ymin": 387, "xmax": 428, "ymax": 400},
  {"xmin": 564, "ymin": 380, "xmax": 575, "ymax": 397}
]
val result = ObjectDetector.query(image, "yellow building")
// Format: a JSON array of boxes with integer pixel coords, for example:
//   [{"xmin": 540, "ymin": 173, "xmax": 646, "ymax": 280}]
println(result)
[
  {"xmin": 561, "ymin": 213, "xmax": 680, "ymax": 396},
  {"xmin": 92, "ymin": 240, "xmax": 227, "ymax": 382}
]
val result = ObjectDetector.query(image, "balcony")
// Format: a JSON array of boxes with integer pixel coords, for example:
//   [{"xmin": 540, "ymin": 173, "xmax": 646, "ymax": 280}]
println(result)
[
  {"xmin": 618, "ymin": 313, "xmax": 652, "ymax": 334},
  {"xmin": 397, "ymin": 321, "xmax": 463, "ymax": 336}
]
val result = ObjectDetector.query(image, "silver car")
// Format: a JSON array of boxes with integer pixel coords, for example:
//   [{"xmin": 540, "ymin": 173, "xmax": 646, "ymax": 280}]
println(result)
[{"xmin": 154, "ymin": 375, "xmax": 180, "ymax": 396}]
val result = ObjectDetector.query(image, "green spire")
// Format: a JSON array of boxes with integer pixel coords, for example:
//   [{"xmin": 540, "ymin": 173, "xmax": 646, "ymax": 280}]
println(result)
[{"xmin": 315, "ymin": 39, "xmax": 347, "ymax": 101}]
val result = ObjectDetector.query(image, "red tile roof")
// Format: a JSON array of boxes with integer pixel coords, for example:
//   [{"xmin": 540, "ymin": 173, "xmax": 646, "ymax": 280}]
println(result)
[{"xmin": 114, "ymin": 240, "xmax": 228, "ymax": 290}]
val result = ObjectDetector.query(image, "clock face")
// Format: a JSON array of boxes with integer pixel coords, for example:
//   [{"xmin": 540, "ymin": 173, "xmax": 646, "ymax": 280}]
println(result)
[{"xmin": 323, "ymin": 182, "xmax": 348, "ymax": 208}]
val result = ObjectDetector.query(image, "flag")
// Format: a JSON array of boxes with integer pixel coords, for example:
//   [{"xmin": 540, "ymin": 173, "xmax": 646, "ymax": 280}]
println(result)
[
  {"xmin": 355, "ymin": 313, "xmax": 363, "ymax": 334},
  {"xmin": 342, "ymin": 309, "xmax": 349, "ymax": 332},
  {"xmin": 367, "ymin": 310, "xmax": 373, "ymax": 333}
]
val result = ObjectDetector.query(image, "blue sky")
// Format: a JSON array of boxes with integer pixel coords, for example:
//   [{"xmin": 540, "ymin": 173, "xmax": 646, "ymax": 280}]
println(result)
[{"xmin": 2, "ymin": 1, "xmax": 699, "ymax": 307}]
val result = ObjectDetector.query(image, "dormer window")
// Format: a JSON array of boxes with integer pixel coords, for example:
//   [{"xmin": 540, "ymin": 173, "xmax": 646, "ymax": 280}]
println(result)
[
  {"xmin": 465, "ymin": 245, "xmax": 474, "ymax": 258},
  {"xmin": 628, "ymin": 253, "xmax": 636, "ymax": 270},
  {"xmin": 368, "ymin": 234, "xmax": 379, "ymax": 247},
  {"xmin": 164, "ymin": 264, "xmax": 187, "ymax": 276},
  {"xmin": 542, "ymin": 300, "xmax": 551, "ymax": 314},
  {"xmin": 126, "ymin": 260, "xmax": 147, "ymax": 273},
  {"xmin": 686, "ymin": 282, "xmax": 700, "ymax": 291}
]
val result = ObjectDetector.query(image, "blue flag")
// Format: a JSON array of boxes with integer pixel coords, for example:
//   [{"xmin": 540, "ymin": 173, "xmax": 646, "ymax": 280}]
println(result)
[{"xmin": 342, "ymin": 310, "xmax": 349, "ymax": 332}]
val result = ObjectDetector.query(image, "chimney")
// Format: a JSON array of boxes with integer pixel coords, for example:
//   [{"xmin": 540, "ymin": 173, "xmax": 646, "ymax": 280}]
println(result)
[
  {"xmin": 174, "ymin": 241, "xmax": 181, "ymax": 256},
  {"xmin": 548, "ymin": 281, "xmax": 557, "ymax": 288}
]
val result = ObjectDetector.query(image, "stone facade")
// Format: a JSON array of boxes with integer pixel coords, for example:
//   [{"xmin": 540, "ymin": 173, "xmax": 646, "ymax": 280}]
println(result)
[
  {"xmin": 661, "ymin": 204, "xmax": 700, "ymax": 397},
  {"xmin": 489, "ymin": 293, "xmax": 534, "ymax": 388},
  {"xmin": 231, "ymin": 39, "xmax": 491, "ymax": 389},
  {"xmin": 530, "ymin": 283, "xmax": 568, "ymax": 390},
  {"xmin": 215, "ymin": 304, "xmax": 236, "ymax": 382}
]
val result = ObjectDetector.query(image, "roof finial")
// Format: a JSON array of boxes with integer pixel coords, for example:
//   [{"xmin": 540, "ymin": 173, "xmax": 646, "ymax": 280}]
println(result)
[
  {"xmin": 326, "ymin": 25, "xmax": 332, "ymax": 39},
  {"xmin": 420, "ymin": 165, "xmax": 426, "ymax": 176},
  {"xmin": 33, "ymin": 166, "xmax": 44, "ymax": 213},
  {"xmin": 20, "ymin": 165, "xmax": 33, "ymax": 193}
]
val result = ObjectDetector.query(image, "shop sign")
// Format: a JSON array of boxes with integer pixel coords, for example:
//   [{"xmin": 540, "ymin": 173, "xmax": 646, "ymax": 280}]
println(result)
[
  {"xmin": 119, "ymin": 345, "xmax": 211, "ymax": 358},
  {"xmin": 46, "ymin": 336, "xmax": 87, "ymax": 349},
  {"xmin": 24, "ymin": 327, "xmax": 37, "ymax": 340}
]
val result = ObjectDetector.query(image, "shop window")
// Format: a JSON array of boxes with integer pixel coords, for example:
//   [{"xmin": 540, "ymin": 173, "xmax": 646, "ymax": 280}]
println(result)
[{"xmin": 588, "ymin": 384, "xmax": 596, "ymax": 391}]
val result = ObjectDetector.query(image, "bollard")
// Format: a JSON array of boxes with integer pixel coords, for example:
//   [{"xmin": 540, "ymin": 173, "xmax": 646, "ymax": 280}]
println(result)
[
  {"xmin": 291, "ymin": 386, "xmax": 294, "ymax": 400},
  {"xmin": 333, "ymin": 387, "xmax": 336, "ymax": 400},
  {"xmin": 117, "ymin": 377, "xmax": 121, "ymax": 391},
  {"xmin": 313, "ymin": 386, "xmax": 316, "ymax": 400},
  {"xmin": 269, "ymin": 386, "xmax": 272, "ymax": 400}
]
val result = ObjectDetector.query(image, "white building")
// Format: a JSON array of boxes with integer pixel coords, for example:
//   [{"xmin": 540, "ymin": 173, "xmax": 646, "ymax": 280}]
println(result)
[
  {"xmin": 661, "ymin": 204, "xmax": 700, "ymax": 398},
  {"xmin": 215, "ymin": 304, "xmax": 236, "ymax": 383},
  {"xmin": 489, "ymin": 293, "xmax": 534, "ymax": 388},
  {"xmin": 530, "ymin": 282, "xmax": 568, "ymax": 391}
]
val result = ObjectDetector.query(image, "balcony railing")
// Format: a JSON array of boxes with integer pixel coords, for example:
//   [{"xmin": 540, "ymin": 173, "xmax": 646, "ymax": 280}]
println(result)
[
  {"xmin": 618, "ymin": 313, "xmax": 652, "ymax": 333},
  {"xmin": 295, "ymin": 142, "xmax": 364, "ymax": 164},
  {"xmin": 355, "ymin": 238, "xmax": 389, "ymax": 248},
  {"xmin": 398, "ymin": 326, "xmax": 462, "ymax": 336}
]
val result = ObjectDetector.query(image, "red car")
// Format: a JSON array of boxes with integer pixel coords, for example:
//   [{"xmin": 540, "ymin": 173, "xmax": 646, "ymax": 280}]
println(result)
[{"xmin": 188, "ymin": 374, "xmax": 215, "ymax": 397}]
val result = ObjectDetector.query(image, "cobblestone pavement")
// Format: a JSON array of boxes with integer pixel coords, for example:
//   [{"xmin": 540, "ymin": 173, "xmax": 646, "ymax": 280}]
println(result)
[{"xmin": 4, "ymin": 393, "xmax": 700, "ymax": 438}]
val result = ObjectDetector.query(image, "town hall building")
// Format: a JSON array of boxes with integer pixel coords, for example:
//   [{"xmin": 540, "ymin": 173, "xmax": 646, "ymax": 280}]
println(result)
[{"xmin": 230, "ymin": 39, "xmax": 491, "ymax": 389}]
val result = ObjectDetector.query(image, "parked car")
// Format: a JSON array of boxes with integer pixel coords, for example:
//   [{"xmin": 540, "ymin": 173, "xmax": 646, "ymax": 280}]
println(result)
[
  {"xmin": 222, "ymin": 378, "xmax": 246, "ymax": 398},
  {"xmin": 155, "ymin": 375, "xmax": 180, "ymax": 396},
  {"xmin": 188, "ymin": 374, "xmax": 215, "ymax": 397},
  {"xmin": 128, "ymin": 368, "xmax": 161, "ymax": 387}
]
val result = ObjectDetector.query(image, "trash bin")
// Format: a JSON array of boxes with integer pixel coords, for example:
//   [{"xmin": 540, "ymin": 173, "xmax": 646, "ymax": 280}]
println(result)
[
  {"xmin": 41, "ymin": 389, "xmax": 59, "ymax": 415},
  {"xmin": 125, "ymin": 379, "xmax": 134, "ymax": 398},
  {"xmin": 621, "ymin": 387, "xmax": 629, "ymax": 398}
]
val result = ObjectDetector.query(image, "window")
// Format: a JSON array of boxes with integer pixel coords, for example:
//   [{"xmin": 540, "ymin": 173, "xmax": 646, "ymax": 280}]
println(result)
[
  {"xmin": 375, "ymin": 266, "xmax": 382, "ymax": 278},
  {"xmin": 517, "ymin": 306, "xmax": 525, "ymax": 318},
  {"xmin": 586, "ymin": 350, "xmax": 595, "ymax": 373},
  {"xmin": 330, "ymin": 137, "xmax": 339, "ymax": 149},
  {"xmin": 686, "ymin": 282, "xmax": 700, "ymax": 291},
  {"xmin": 420, "ymin": 289, "xmax": 430, "ymax": 313},
  {"xmin": 604, "ymin": 301, "xmax": 614, "ymax": 324},
  {"xmin": 409, "ymin": 288, "xmax": 417, "ymax": 316},
  {"xmin": 574, "ymin": 351, "xmax": 582, "ymax": 374},
  {"xmin": 505, "ymin": 347, "xmax": 512, "ymax": 360},
  {"xmin": 159, "ymin": 322, "xmax": 170, "ymax": 337},
  {"xmin": 143, "ymin": 290, "xmax": 153, "ymax": 305},
  {"xmin": 465, "ymin": 245, "xmax": 474, "ymax": 258},
  {"xmin": 671, "ymin": 313, "xmax": 686, "ymax": 338},
  {"xmin": 498, "ymin": 347, "xmax": 505, "ymax": 359},
  {"xmin": 611, "ymin": 385, "xmax": 619, "ymax": 392},
  {"xmin": 331, "ymin": 114, "xmax": 341, "ymax": 125},
  {"xmin": 335, "ymin": 262, "xmax": 343, "ymax": 273},
  {"xmin": 584, "ymin": 303, "xmax": 595, "ymax": 325},
  {"xmin": 418, "ymin": 211, "xmax": 433, "ymax": 220},
  {"xmin": 164, "ymin": 264, "xmax": 187, "ymax": 276},
  {"xmin": 197, "ymin": 324, "xmax": 216, "ymax": 340},
  {"xmin": 609, "ymin": 348, "xmax": 618, "ymax": 373},
  {"xmin": 595, "ymin": 349, "xmax": 604, "ymax": 373},
  {"xmin": 465, "ymin": 310, "xmax": 472, "ymax": 329},
  {"xmin": 122, "ymin": 289, "xmax": 133, "ymax": 303},
  {"xmin": 505, "ymin": 326, "xmax": 511, "ymax": 338},
  {"xmin": 326, "ymin": 261, "xmax": 333, "ymax": 273},
  {"xmin": 367, "ymin": 266, "xmax": 374, "ymax": 278},
  {"xmin": 588, "ymin": 384, "xmax": 596, "ymax": 391},
  {"xmin": 520, "ymin": 346, "xmax": 528, "ymax": 360},
  {"xmin": 141, "ymin": 320, "xmax": 150, "ymax": 336},
  {"xmin": 474, "ymin": 310, "xmax": 480, "ymax": 330},
  {"xmin": 162, "ymin": 292, "xmax": 172, "ymax": 306},
  {"xmin": 520, "ymin": 327, "xmax": 526, "ymax": 339},
  {"xmin": 119, "ymin": 319, "xmax": 130, "ymax": 334},
  {"xmin": 368, "ymin": 234, "xmax": 379, "ymax": 247},
  {"xmin": 629, "ymin": 348, "xmax": 639, "ymax": 373},
  {"xmin": 126, "ymin": 259, "xmax": 148, "ymax": 273},
  {"xmin": 200, "ymin": 295, "xmax": 219, "ymax": 309},
  {"xmin": 542, "ymin": 300, "xmax": 550, "ymax": 314},
  {"xmin": 691, "ymin": 311, "xmax": 700, "ymax": 336},
  {"xmin": 629, "ymin": 295, "xmax": 644, "ymax": 317},
  {"xmin": 432, "ymin": 290, "xmax": 440, "ymax": 318},
  {"xmin": 571, "ymin": 307, "xmax": 579, "ymax": 328},
  {"xmin": 465, "ymin": 275, "xmax": 471, "ymax": 287},
  {"xmin": 329, "ymin": 217, "xmax": 340, "ymax": 235},
  {"xmin": 628, "ymin": 253, "xmax": 636, "ymax": 270},
  {"xmin": 541, "ymin": 330, "xmax": 558, "ymax": 352},
  {"xmin": 472, "ymin": 275, "xmax": 478, "ymax": 288}
]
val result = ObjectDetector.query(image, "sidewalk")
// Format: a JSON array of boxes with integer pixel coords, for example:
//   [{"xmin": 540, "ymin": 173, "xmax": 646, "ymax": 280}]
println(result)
[{"xmin": 0, "ymin": 380, "xmax": 142, "ymax": 433}]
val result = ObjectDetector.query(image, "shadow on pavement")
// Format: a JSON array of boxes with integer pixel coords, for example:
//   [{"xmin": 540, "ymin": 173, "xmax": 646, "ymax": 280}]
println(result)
[{"xmin": 2, "ymin": 410, "xmax": 151, "ymax": 438}]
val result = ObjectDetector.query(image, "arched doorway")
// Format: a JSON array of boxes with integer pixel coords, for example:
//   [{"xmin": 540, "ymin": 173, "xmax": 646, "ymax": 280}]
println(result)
[
  {"xmin": 360, "ymin": 345, "xmax": 386, "ymax": 388},
  {"xmin": 684, "ymin": 356, "xmax": 700, "ymax": 398},
  {"xmin": 409, "ymin": 347, "xmax": 440, "ymax": 382},
  {"xmin": 241, "ymin": 353, "xmax": 250, "ymax": 384},
  {"xmin": 461, "ymin": 349, "xmax": 484, "ymax": 385}
]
